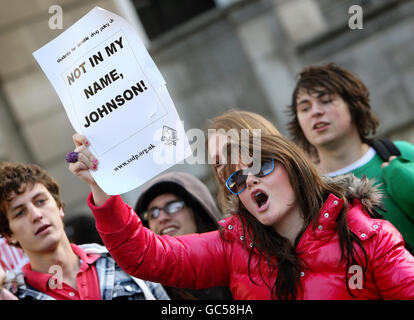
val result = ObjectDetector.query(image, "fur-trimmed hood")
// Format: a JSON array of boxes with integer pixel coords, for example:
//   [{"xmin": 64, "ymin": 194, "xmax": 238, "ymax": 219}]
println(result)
[{"xmin": 324, "ymin": 174, "xmax": 384, "ymax": 217}]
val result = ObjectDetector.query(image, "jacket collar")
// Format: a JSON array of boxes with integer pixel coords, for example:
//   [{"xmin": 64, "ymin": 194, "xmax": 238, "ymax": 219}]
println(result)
[
  {"xmin": 218, "ymin": 215, "xmax": 256, "ymax": 249},
  {"xmin": 346, "ymin": 199, "xmax": 380, "ymax": 241},
  {"xmin": 310, "ymin": 193, "xmax": 344, "ymax": 238},
  {"xmin": 22, "ymin": 244, "xmax": 100, "ymax": 293},
  {"xmin": 311, "ymin": 192, "xmax": 380, "ymax": 242},
  {"xmin": 217, "ymin": 194, "xmax": 344, "ymax": 241},
  {"xmin": 217, "ymin": 191, "xmax": 380, "ymax": 248}
]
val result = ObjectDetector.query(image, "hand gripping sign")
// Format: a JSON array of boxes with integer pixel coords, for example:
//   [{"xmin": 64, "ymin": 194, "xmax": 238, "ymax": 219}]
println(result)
[{"xmin": 33, "ymin": 7, "xmax": 191, "ymax": 194}]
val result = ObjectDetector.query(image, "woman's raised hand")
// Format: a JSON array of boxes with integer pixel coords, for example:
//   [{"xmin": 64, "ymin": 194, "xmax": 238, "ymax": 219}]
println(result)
[
  {"xmin": 68, "ymin": 133, "xmax": 98, "ymax": 186},
  {"xmin": 67, "ymin": 133, "xmax": 110, "ymax": 206}
]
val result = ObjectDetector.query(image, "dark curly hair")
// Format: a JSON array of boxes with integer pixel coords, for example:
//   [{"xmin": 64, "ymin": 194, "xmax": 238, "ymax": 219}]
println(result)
[
  {"xmin": 0, "ymin": 162, "xmax": 64, "ymax": 242},
  {"xmin": 287, "ymin": 63, "xmax": 379, "ymax": 159}
]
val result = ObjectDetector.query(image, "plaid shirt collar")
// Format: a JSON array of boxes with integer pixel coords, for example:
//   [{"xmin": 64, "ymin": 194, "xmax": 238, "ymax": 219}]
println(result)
[
  {"xmin": 16, "ymin": 244, "xmax": 167, "ymax": 300},
  {"xmin": 22, "ymin": 243, "xmax": 100, "ymax": 293}
]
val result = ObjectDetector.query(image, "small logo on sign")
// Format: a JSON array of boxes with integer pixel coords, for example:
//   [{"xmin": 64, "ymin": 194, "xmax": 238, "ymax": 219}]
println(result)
[{"xmin": 161, "ymin": 126, "xmax": 178, "ymax": 146}]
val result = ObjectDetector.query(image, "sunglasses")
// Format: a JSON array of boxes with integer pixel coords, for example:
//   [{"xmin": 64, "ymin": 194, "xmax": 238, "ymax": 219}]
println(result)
[
  {"xmin": 143, "ymin": 200, "xmax": 186, "ymax": 221},
  {"xmin": 225, "ymin": 159, "xmax": 275, "ymax": 195}
]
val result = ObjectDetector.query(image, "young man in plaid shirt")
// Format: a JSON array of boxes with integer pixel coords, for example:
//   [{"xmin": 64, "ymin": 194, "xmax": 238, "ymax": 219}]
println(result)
[{"xmin": 0, "ymin": 162, "xmax": 169, "ymax": 300}]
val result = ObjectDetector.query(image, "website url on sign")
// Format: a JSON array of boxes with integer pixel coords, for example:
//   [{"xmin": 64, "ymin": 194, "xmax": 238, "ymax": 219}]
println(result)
[{"xmin": 113, "ymin": 143, "xmax": 155, "ymax": 172}]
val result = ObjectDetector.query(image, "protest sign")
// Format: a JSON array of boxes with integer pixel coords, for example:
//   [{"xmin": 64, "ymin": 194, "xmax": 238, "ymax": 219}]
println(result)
[{"xmin": 33, "ymin": 7, "xmax": 191, "ymax": 194}]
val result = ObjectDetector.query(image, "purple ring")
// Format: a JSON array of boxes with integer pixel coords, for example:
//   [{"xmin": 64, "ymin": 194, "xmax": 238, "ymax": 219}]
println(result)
[{"xmin": 66, "ymin": 151, "xmax": 79, "ymax": 163}]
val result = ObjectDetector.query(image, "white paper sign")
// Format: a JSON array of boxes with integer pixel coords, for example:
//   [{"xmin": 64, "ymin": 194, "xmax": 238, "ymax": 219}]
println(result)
[{"xmin": 33, "ymin": 7, "xmax": 191, "ymax": 195}]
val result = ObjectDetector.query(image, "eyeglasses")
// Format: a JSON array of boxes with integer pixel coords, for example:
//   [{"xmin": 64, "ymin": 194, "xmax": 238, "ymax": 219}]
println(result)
[
  {"xmin": 143, "ymin": 200, "xmax": 186, "ymax": 221},
  {"xmin": 225, "ymin": 159, "xmax": 275, "ymax": 195}
]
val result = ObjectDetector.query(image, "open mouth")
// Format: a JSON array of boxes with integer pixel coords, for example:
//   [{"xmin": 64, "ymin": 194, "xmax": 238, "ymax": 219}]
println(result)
[
  {"xmin": 253, "ymin": 191, "xmax": 269, "ymax": 208},
  {"xmin": 313, "ymin": 122, "xmax": 329, "ymax": 130},
  {"xmin": 160, "ymin": 226, "xmax": 178, "ymax": 235},
  {"xmin": 35, "ymin": 224, "xmax": 50, "ymax": 235}
]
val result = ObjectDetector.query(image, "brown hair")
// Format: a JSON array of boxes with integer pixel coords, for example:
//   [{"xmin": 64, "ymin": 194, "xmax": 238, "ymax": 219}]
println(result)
[
  {"xmin": 208, "ymin": 110, "xmax": 368, "ymax": 299},
  {"xmin": 207, "ymin": 110, "xmax": 282, "ymax": 210},
  {"xmin": 287, "ymin": 63, "xmax": 379, "ymax": 158},
  {"xmin": 0, "ymin": 162, "xmax": 64, "ymax": 241}
]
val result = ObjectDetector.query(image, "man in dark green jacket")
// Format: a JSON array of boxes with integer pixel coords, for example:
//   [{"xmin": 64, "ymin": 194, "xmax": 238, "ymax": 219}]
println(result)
[{"xmin": 287, "ymin": 62, "xmax": 414, "ymax": 251}]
